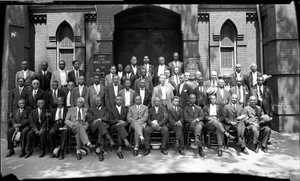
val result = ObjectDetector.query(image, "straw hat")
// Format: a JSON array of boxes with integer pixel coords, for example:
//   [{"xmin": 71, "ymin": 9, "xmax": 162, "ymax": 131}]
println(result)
[
  {"xmin": 150, "ymin": 142, "xmax": 161, "ymax": 150},
  {"xmin": 260, "ymin": 114, "xmax": 273, "ymax": 122},
  {"xmin": 206, "ymin": 87, "xmax": 218, "ymax": 95},
  {"xmin": 237, "ymin": 114, "xmax": 248, "ymax": 121},
  {"xmin": 12, "ymin": 131, "xmax": 21, "ymax": 142},
  {"xmin": 53, "ymin": 146, "xmax": 60, "ymax": 156}
]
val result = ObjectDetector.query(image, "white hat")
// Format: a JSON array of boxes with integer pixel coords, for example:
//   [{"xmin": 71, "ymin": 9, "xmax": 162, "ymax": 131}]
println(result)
[
  {"xmin": 53, "ymin": 146, "xmax": 60, "ymax": 156},
  {"xmin": 12, "ymin": 131, "xmax": 21, "ymax": 142},
  {"xmin": 260, "ymin": 114, "xmax": 273, "ymax": 122},
  {"xmin": 207, "ymin": 87, "xmax": 218, "ymax": 95},
  {"xmin": 237, "ymin": 114, "xmax": 248, "ymax": 121}
]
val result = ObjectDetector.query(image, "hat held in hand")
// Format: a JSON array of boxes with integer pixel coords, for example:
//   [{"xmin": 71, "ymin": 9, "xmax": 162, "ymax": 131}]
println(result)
[
  {"xmin": 12, "ymin": 131, "xmax": 21, "ymax": 142},
  {"xmin": 260, "ymin": 114, "xmax": 273, "ymax": 122},
  {"xmin": 237, "ymin": 114, "xmax": 248, "ymax": 121},
  {"xmin": 206, "ymin": 87, "xmax": 218, "ymax": 95}
]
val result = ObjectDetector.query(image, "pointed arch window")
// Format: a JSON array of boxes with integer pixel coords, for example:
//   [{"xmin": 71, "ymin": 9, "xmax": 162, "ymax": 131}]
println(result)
[{"xmin": 219, "ymin": 21, "xmax": 236, "ymax": 74}]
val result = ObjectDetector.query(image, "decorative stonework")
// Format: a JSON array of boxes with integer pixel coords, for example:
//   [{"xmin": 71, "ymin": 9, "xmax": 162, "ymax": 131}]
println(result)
[
  {"xmin": 85, "ymin": 13, "xmax": 96, "ymax": 23},
  {"xmin": 246, "ymin": 13, "xmax": 258, "ymax": 21},
  {"xmin": 49, "ymin": 36, "xmax": 55, "ymax": 42},
  {"xmin": 198, "ymin": 13, "xmax": 209, "ymax": 21},
  {"xmin": 237, "ymin": 34, "xmax": 244, "ymax": 41},
  {"xmin": 30, "ymin": 14, "xmax": 47, "ymax": 24}
]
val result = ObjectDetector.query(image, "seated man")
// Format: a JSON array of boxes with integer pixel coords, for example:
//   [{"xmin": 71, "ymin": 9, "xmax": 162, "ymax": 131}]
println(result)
[
  {"xmin": 127, "ymin": 95, "xmax": 148, "ymax": 157},
  {"xmin": 109, "ymin": 96, "xmax": 132, "ymax": 159},
  {"xmin": 203, "ymin": 95, "xmax": 235, "ymax": 157},
  {"xmin": 242, "ymin": 95, "xmax": 272, "ymax": 153},
  {"xmin": 223, "ymin": 94, "xmax": 248, "ymax": 155},
  {"xmin": 48, "ymin": 97, "xmax": 69, "ymax": 160},
  {"xmin": 86, "ymin": 97, "xmax": 115, "ymax": 162},
  {"xmin": 168, "ymin": 96, "xmax": 185, "ymax": 155},
  {"xmin": 25, "ymin": 100, "xmax": 50, "ymax": 158},
  {"xmin": 184, "ymin": 94, "xmax": 205, "ymax": 157},
  {"xmin": 6, "ymin": 99, "xmax": 32, "ymax": 158},
  {"xmin": 143, "ymin": 97, "xmax": 169, "ymax": 156},
  {"xmin": 65, "ymin": 97, "xmax": 95, "ymax": 160}
]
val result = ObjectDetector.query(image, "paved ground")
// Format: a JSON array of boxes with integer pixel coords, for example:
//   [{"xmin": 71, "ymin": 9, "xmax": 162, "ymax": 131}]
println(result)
[{"xmin": 1, "ymin": 131, "xmax": 299, "ymax": 180}]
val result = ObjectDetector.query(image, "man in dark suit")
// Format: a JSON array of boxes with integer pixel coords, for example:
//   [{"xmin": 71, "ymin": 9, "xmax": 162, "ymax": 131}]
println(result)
[
  {"xmin": 169, "ymin": 52, "xmax": 184, "ymax": 74},
  {"xmin": 230, "ymin": 77, "xmax": 249, "ymax": 107},
  {"xmin": 109, "ymin": 96, "xmax": 131, "ymax": 159},
  {"xmin": 175, "ymin": 73, "xmax": 191, "ymax": 108},
  {"xmin": 229, "ymin": 64, "xmax": 247, "ymax": 87},
  {"xmin": 86, "ymin": 97, "xmax": 115, "ymax": 162},
  {"xmin": 130, "ymin": 56, "xmax": 140, "ymax": 77},
  {"xmin": 139, "ymin": 55, "xmax": 154, "ymax": 79},
  {"xmin": 104, "ymin": 74, "xmax": 123, "ymax": 109},
  {"xmin": 85, "ymin": 75, "xmax": 105, "ymax": 109},
  {"xmin": 35, "ymin": 61, "xmax": 52, "ymax": 92},
  {"xmin": 193, "ymin": 76, "xmax": 208, "ymax": 109},
  {"xmin": 135, "ymin": 78, "xmax": 152, "ymax": 108},
  {"xmin": 48, "ymin": 97, "xmax": 69, "ymax": 160},
  {"xmin": 119, "ymin": 79, "xmax": 136, "ymax": 108},
  {"xmin": 183, "ymin": 94, "xmax": 205, "ymax": 157},
  {"xmin": 168, "ymin": 96, "xmax": 185, "ymax": 155},
  {"xmin": 64, "ymin": 81, "xmax": 75, "ymax": 108},
  {"xmin": 25, "ymin": 80, "xmax": 46, "ymax": 110},
  {"xmin": 47, "ymin": 80, "xmax": 65, "ymax": 111},
  {"xmin": 152, "ymin": 56, "xmax": 171, "ymax": 86},
  {"xmin": 117, "ymin": 63, "xmax": 124, "ymax": 80},
  {"xmin": 68, "ymin": 60, "xmax": 85, "ymax": 86},
  {"xmin": 9, "ymin": 78, "xmax": 28, "ymax": 119},
  {"xmin": 169, "ymin": 67, "xmax": 181, "ymax": 87},
  {"xmin": 6, "ymin": 99, "xmax": 32, "ymax": 158},
  {"xmin": 203, "ymin": 95, "xmax": 235, "ymax": 157},
  {"xmin": 143, "ymin": 97, "xmax": 169, "ymax": 156},
  {"xmin": 24, "ymin": 100, "xmax": 50, "ymax": 158},
  {"xmin": 121, "ymin": 64, "xmax": 137, "ymax": 88},
  {"xmin": 71, "ymin": 76, "xmax": 88, "ymax": 107},
  {"xmin": 133, "ymin": 67, "xmax": 154, "ymax": 93},
  {"xmin": 15, "ymin": 61, "xmax": 35, "ymax": 88},
  {"xmin": 223, "ymin": 94, "xmax": 248, "ymax": 155},
  {"xmin": 215, "ymin": 79, "xmax": 231, "ymax": 107},
  {"xmin": 250, "ymin": 76, "xmax": 274, "ymax": 118},
  {"xmin": 245, "ymin": 63, "xmax": 263, "ymax": 91}
]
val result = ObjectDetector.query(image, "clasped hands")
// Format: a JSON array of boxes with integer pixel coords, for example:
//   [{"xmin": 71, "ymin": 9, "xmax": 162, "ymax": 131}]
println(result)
[
  {"xmin": 151, "ymin": 120, "xmax": 161, "ymax": 131},
  {"xmin": 34, "ymin": 128, "xmax": 44, "ymax": 136},
  {"xmin": 117, "ymin": 120, "xmax": 126, "ymax": 126}
]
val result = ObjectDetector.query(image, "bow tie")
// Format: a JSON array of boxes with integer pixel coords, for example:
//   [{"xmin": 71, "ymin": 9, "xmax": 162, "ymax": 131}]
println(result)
[{"xmin": 140, "ymin": 88, "xmax": 145, "ymax": 90}]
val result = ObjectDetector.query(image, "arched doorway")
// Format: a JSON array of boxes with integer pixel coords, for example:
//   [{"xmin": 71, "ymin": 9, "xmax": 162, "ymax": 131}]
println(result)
[{"xmin": 114, "ymin": 6, "xmax": 182, "ymax": 67}]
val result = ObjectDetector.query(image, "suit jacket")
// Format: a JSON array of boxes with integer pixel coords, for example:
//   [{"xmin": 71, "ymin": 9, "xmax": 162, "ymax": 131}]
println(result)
[
  {"xmin": 50, "ymin": 70, "xmax": 68, "ymax": 89},
  {"xmin": 152, "ymin": 84, "xmax": 174, "ymax": 110},
  {"xmin": 105, "ymin": 73, "xmax": 121, "ymax": 87},
  {"xmin": 229, "ymin": 71, "xmax": 247, "ymax": 87},
  {"xmin": 193, "ymin": 85, "xmax": 208, "ymax": 108},
  {"xmin": 168, "ymin": 106, "xmax": 184, "ymax": 127},
  {"xmin": 169, "ymin": 75, "xmax": 180, "ymax": 87},
  {"xmin": 223, "ymin": 103, "xmax": 244, "ymax": 130},
  {"xmin": 147, "ymin": 106, "xmax": 168, "ymax": 126},
  {"xmin": 12, "ymin": 106, "xmax": 32, "ymax": 128},
  {"xmin": 109, "ymin": 105, "xmax": 128, "ymax": 126},
  {"xmin": 121, "ymin": 73, "xmax": 137, "ymax": 88},
  {"xmin": 65, "ymin": 107, "xmax": 89, "ymax": 128},
  {"xmin": 175, "ymin": 83, "xmax": 191, "ymax": 108},
  {"xmin": 30, "ymin": 108, "xmax": 50, "ymax": 131},
  {"xmin": 203, "ymin": 104, "xmax": 225, "ymax": 123},
  {"xmin": 130, "ymin": 64, "xmax": 140, "ymax": 77},
  {"xmin": 152, "ymin": 65, "xmax": 171, "ymax": 86},
  {"xmin": 230, "ymin": 85, "xmax": 249, "ymax": 107},
  {"xmin": 71, "ymin": 85, "xmax": 88, "ymax": 107},
  {"xmin": 168, "ymin": 60, "xmax": 184, "ymax": 74},
  {"xmin": 203, "ymin": 79, "xmax": 218, "ymax": 89},
  {"xmin": 183, "ymin": 104, "xmax": 204, "ymax": 127},
  {"xmin": 26, "ymin": 89, "xmax": 46, "ymax": 109},
  {"xmin": 35, "ymin": 71, "xmax": 52, "ymax": 92},
  {"xmin": 85, "ymin": 84, "xmax": 105, "ymax": 109},
  {"xmin": 215, "ymin": 88, "xmax": 231, "ymax": 107},
  {"xmin": 127, "ymin": 104, "xmax": 148, "ymax": 128},
  {"xmin": 50, "ymin": 107, "xmax": 68, "ymax": 128},
  {"xmin": 119, "ymin": 88, "xmax": 136, "ymax": 107},
  {"xmin": 47, "ymin": 88, "xmax": 65, "ymax": 111},
  {"xmin": 133, "ymin": 77, "xmax": 154, "ymax": 93},
  {"xmin": 139, "ymin": 64, "xmax": 154, "ymax": 78},
  {"xmin": 9, "ymin": 86, "xmax": 29, "ymax": 113},
  {"xmin": 135, "ymin": 87, "xmax": 152, "ymax": 108},
  {"xmin": 242, "ymin": 105, "xmax": 264, "ymax": 125},
  {"xmin": 15, "ymin": 70, "xmax": 35, "ymax": 88},
  {"xmin": 250, "ymin": 85, "xmax": 274, "ymax": 116},
  {"xmin": 86, "ymin": 106, "xmax": 110, "ymax": 127},
  {"xmin": 67, "ymin": 69, "xmax": 85, "ymax": 85},
  {"xmin": 104, "ymin": 83, "xmax": 123, "ymax": 108},
  {"xmin": 245, "ymin": 71, "xmax": 263, "ymax": 91}
]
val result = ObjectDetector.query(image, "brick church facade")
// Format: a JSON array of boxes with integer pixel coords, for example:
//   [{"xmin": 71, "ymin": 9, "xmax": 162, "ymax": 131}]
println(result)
[{"xmin": 1, "ymin": 3, "xmax": 299, "ymax": 138}]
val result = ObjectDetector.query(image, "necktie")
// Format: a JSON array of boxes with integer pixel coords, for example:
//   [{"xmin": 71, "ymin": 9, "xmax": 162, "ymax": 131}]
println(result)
[
  {"xmin": 54, "ymin": 90, "xmax": 57, "ymax": 102},
  {"xmin": 76, "ymin": 70, "xmax": 79, "ymax": 85},
  {"xmin": 33, "ymin": 90, "xmax": 37, "ymax": 100},
  {"xmin": 127, "ymin": 74, "xmax": 130, "ymax": 79},
  {"xmin": 175, "ymin": 107, "xmax": 177, "ymax": 113},
  {"xmin": 259, "ymin": 86, "xmax": 263, "ymax": 98},
  {"xmin": 19, "ymin": 88, "xmax": 22, "ymax": 95},
  {"xmin": 78, "ymin": 108, "xmax": 82, "ymax": 121},
  {"xmin": 58, "ymin": 108, "xmax": 62, "ymax": 120}
]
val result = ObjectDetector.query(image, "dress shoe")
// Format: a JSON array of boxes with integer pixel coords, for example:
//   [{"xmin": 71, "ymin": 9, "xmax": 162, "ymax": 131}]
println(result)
[
  {"xmin": 109, "ymin": 141, "xmax": 116, "ymax": 151},
  {"xmin": 218, "ymin": 149, "xmax": 223, "ymax": 157},
  {"xmin": 179, "ymin": 149, "xmax": 185, "ymax": 156},
  {"xmin": 133, "ymin": 149, "xmax": 138, "ymax": 157},
  {"xmin": 99, "ymin": 151, "xmax": 104, "ymax": 162},
  {"xmin": 59, "ymin": 152, "xmax": 64, "ymax": 160},
  {"xmin": 76, "ymin": 153, "xmax": 82, "ymax": 160},
  {"xmin": 140, "ymin": 138, "xmax": 145, "ymax": 145},
  {"xmin": 19, "ymin": 151, "xmax": 25, "ymax": 158},
  {"xmin": 117, "ymin": 152, "xmax": 124, "ymax": 159},
  {"xmin": 241, "ymin": 148, "xmax": 249, "ymax": 155},
  {"xmin": 198, "ymin": 147, "xmax": 205, "ymax": 157},
  {"xmin": 254, "ymin": 144, "xmax": 260, "ymax": 153},
  {"xmin": 175, "ymin": 140, "xmax": 179, "ymax": 148},
  {"xmin": 143, "ymin": 149, "xmax": 151, "ymax": 156},
  {"xmin": 261, "ymin": 146, "xmax": 268, "ymax": 153},
  {"xmin": 6, "ymin": 150, "xmax": 15, "ymax": 157},
  {"xmin": 50, "ymin": 153, "xmax": 55, "ymax": 158},
  {"xmin": 267, "ymin": 141, "xmax": 272, "ymax": 145},
  {"xmin": 39, "ymin": 150, "xmax": 46, "ymax": 158},
  {"xmin": 24, "ymin": 151, "xmax": 32, "ymax": 158},
  {"xmin": 161, "ymin": 149, "xmax": 168, "ymax": 155}
]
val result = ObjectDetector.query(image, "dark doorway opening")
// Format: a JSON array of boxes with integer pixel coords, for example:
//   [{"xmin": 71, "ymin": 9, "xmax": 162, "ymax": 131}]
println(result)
[{"xmin": 114, "ymin": 5, "xmax": 182, "ymax": 67}]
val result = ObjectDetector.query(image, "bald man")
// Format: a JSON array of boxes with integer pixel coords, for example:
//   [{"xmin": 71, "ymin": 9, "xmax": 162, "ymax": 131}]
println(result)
[
  {"xmin": 25, "ymin": 80, "xmax": 47, "ymax": 110},
  {"xmin": 245, "ymin": 63, "xmax": 263, "ymax": 91},
  {"xmin": 15, "ymin": 61, "xmax": 36, "ymax": 88},
  {"xmin": 229, "ymin": 64, "xmax": 247, "ymax": 87},
  {"xmin": 35, "ymin": 61, "xmax": 52, "ymax": 92},
  {"xmin": 203, "ymin": 71, "xmax": 219, "ymax": 89}
]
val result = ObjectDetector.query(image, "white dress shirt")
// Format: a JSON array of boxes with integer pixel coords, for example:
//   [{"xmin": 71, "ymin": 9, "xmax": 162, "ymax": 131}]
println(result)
[
  {"xmin": 78, "ymin": 85, "xmax": 84, "ymax": 97},
  {"xmin": 55, "ymin": 107, "xmax": 64, "ymax": 120},
  {"xmin": 19, "ymin": 86, "xmax": 24, "ymax": 94},
  {"xmin": 155, "ymin": 106, "xmax": 159, "ymax": 114},
  {"xmin": 59, "ymin": 69, "xmax": 67, "ymax": 86},
  {"xmin": 23, "ymin": 69, "xmax": 28, "ymax": 79},
  {"xmin": 174, "ymin": 75, "xmax": 179, "ymax": 85},
  {"xmin": 209, "ymin": 104, "xmax": 217, "ymax": 116},
  {"xmin": 42, "ymin": 70, "xmax": 47, "ymax": 76},
  {"xmin": 219, "ymin": 88, "xmax": 224, "ymax": 98},
  {"xmin": 66, "ymin": 91, "xmax": 71, "ymax": 107},
  {"xmin": 145, "ymin": 64, "xmax": 150, "ymax": 76},
  {"xmin": 118, "ymin": 71, "xmax": 123, "ymax": 79},
  {"xmin": 257, "ymin": 85, "xmax": 263, "ymax": 101},
  {"xmin": 179, "ymin": 83, "xmax": 184, "ymax": 95},
  {"xmin": 113, "ymin": 84, "xmax": 118, "ymax": 96},
  {"xmin": 76, "ymin": 107, "xmax": 83, "ymax": 120},
  {"xmin": 236, "ymin": 72, "xmax": 241, "ymax": 78},
  {"xmin": 116, "ymin": 105, "xmax": 121, "ymax": 114},
  {"xmin": 237, "ymin": 86, "xmax": 244, "ymax": 102},
  {"xmin": 158, "ymin": 65, "xmax": 165, "ymax": 76},
  {"xmin": 140, "ymin": 87, "xmax": 145, "ymax": 103},
  {"xmin": 94, "ymin": 84, "xmax": 100, "ymax": 95},
  {"xmin": 161, "ymin": 85, "xmax": 166, "ymax": 99},
  {"xmin": 125, "ymin": 89, "xmax": 130, "ymax": 106},
  {"xmin": 131, "ymin": 65, "xmax": 137, "ymax": 75},
  {"xmin": 38, "ymin": 108, "xmax": 42, "ymax": 123},
  {"xmin": 126, "ymin": 73, "xmax": 131, "ymax": 79},
  {"xmin": 252, "ymin": 72, "xmax": 257, "ymax": 86},
  {"xmin": 33, "ymin": 89, "xmax": 38, "ymax": 97}
]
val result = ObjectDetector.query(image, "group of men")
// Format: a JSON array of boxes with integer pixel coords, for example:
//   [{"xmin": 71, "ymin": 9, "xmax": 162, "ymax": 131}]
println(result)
[{"xmin": 6, "ymin": 52, "xmax": 274, "ymax": 162}]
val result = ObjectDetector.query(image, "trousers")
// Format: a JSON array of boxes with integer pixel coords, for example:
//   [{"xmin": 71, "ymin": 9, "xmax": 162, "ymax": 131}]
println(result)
[{"xmin": 143, "ymin": 125, "xmax": 169, "ymax": 149}]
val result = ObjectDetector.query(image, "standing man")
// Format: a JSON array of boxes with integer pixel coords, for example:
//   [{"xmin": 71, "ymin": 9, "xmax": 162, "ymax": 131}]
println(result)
[
  {"xmin": 130, "ymin": 56, "xmax": 140, "ymax": 77},
  {"xmin": 119, "ymin": 79, "xmax": 136, "ymax": 108},
  {"xmin": 135, "ymin": 78, "xmax": 152, "ymax": 108},
  {"xmin": 215, "ymin": 79, "xmax": 231, "ymax": 107},
  {"xmin": 230, "ymin": 77, "xmax": 249, "ymax": 107},
  {"xmin": 50, "ymin": 60, "xmax": 68, "ymax": 92},
  {"xmin": 193, "ymin": 76, "xmax": 208, "ymax": 109},
  {"xmin": 64, "ymin": 81, "xmax": 75, "ymax": 108},
  {"xmin": 164, "ymin": 69, "xmax": 176, "ymax": 91},
  {"xmin": 25, "ymin": 80, "xmax": 46, "ymax": 110},
  {"xmin": 175, "ymin": 73, "xmax": 191, "ymax": 108},
  {"xmin": 117, "ymin": 64, "xmax": 124, "ymax": 79},
  {"xmin": 139, "ymin": 55, "xmax": 154, "ymax": 78},
  {"xmin": 85, "ymin": 75, "xmax": 105, "ymax": 109},
  {"xmin": 105, "ymin": 65, "xmax": 118, "ymax": 87},
  {"xmin": 65, "ymin": 97, "xmax": 95, "ymax": 160},
  {"xmin": 35, "ymin": 61, "xmax": 52, "ymax": 92},
  {"xmin": 152, "ymin": 74, "xmax": 174, "ymax": 110},
  {"xmin": 121, "ymin": 65, "xmax": 137, "ymax": 88},
  {"xmin": 104, "ymin": 74, "xmax": 123, "ymax": 109},
  {"xmin": 169, "ymin": 67, "xmax": 181, "ymax": 87},
  {"xmin": 203, "ymin": 71, "xmax": 219, "ymax": 89},
  {"xmin": 71, "ymin": 76, "xmax": 88, "ymax": 107},
  {"xmin": 153, "ymin": 56, "xmax": 171, "ymax": 86},
  {"xmin": 143, "ymin": 97, "xmax": 169, "ymax": 156},
  {"xmin": 169, "ymin": 52, "xmax": 183, "ymax": 74},
  {"xmin": 47, "ymin": 80, "xmax": 65, "ymax": 111},
  {"xmin": 127, "ymin": 95, "xmax": 148, "ymax": 156},
  {"xmin": 68, "ymin": 60, "xmax": 85, "ymax": 87},
  {"xmin": 9, "ymin": 78, "xmax": 28, "ymax": 119},
  {"xmin": 133, "ymin": 67, "xmax": 154, "ymax": 92},
  {"xmin": 230, "ymin": 64, "xmax": 247, "ymax": 87},
  {"xmin": 48, "ymin": 97, "xmax": 69, "ymax": 160},
  {"xmin": 15, "ymin": 61, "xmax": 35, "ymax": 88},
  {"xmin": 245, "ymin": 63, "xmax": 263, "ymax": 91}
]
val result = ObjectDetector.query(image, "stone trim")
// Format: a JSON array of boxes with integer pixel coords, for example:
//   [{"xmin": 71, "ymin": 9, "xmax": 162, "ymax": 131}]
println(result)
[
  {"xmin": 198, "ymin": 13, "xmax": 209, "ymax": 21},
  {"xmin": 30, "ymin": 14, "xmax": 47, "ymax": 24}
]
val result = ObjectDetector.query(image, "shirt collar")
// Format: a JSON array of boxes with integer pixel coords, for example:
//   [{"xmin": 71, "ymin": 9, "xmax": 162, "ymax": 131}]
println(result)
[
  {"xmin": 42, "ymin": 70, "xmax": 47, "ymax": 74},
  {"xmin": 78, "ymin": 84, "xmax": 84, "ymax": 88},
  {"xmin": 23, "ymin": 69, "xmax": 28, "ymax": 73},
  {"xmin": 140, "ymin": 87, "xmax": 145, "ymax": 90}
]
